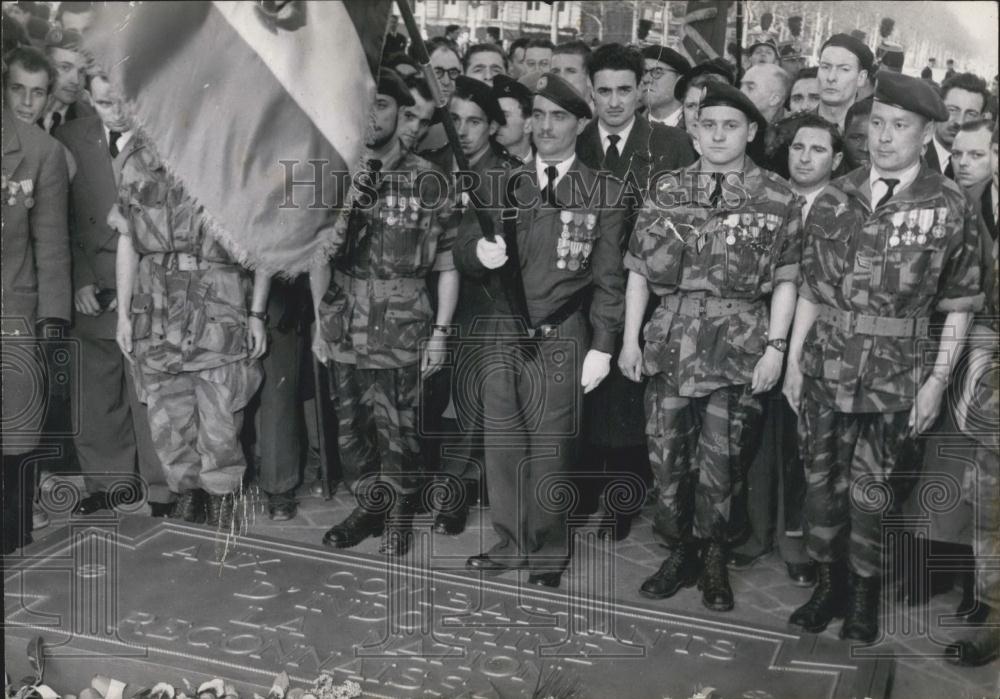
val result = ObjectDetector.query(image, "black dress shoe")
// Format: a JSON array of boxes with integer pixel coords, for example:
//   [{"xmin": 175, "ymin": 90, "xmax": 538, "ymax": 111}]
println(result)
[
  {"xmin": 790, "ymin": 562, "xmax": 846, "ymax": 633},
  {"xmin": 73, "ymin": 492, "xmax": 111, "ymax": 516},
  {"xmin": 465, "ymin": 553, "xmax": 508, "ymax": 576},
  {"xmin": 323, "ymin": 506, "xmax": 384, "ymax": 549},
  {"xmin": 268, "ymin": 491, "xmax": 298, "ymax": 521},
  {"xmin": 786, "ymin": 561, "xmax": 816, "ymax": 587},
  {"xmin": 945, "ymin": 609, "xmax": 1000, "ymax": 667},
  {"xmin": 379, "ymin": 495, "xmax": 416, "ymax": 556},
  {"xmin": 170, "ymin": 490, "xmax": 206, "ymax": 523},
  {"xmin": 527, "ymin": 572, "xmax": 562, "ymax": 588},
  {"xmin": 840, "ymin": 572, "xmax": 880, "ymax": 643},
  {"xmin": 639, "ymin": 544, "xmax": 700, "ymax": 599},
  {"xmin": 728, "ymin": 550, "xmax": 768, "ymax": 570},
  {"xmin": 699, "ymin": 542, "xmax": 734, "ymax": 612}
]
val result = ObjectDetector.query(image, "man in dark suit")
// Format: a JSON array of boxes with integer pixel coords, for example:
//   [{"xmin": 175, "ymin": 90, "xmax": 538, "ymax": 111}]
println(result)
[
  {"xmin": 924, "ymin": 73, "xmax": 989, "ymax": 178},
  {"xmin": 575, "ymin": 44, "xmax": 696, "ymax": 538},
  {"xmin": 54, "ymin": 72, "xmax": 169, "ymax": 516},
  {"xmin": 457, "ymin": 74, "xmax": 626, "ymax": 587},
  {"xmin": 1, "ymin": 104, "xmax": 71, "ymax": 553},
  {"xmin": 38, "ymin": 30, "xmax": 94, "ymax": 135}
]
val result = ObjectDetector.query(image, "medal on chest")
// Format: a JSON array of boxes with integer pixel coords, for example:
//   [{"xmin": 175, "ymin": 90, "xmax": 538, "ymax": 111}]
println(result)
[
  {"xmin": 916, "ymin": 208, "xmax": 934, "ymax": 245},
  {"xmin": 933, "ymin": 206, "xmax": 948, "ymax": 238},
  {"xmin": 888, "ymin": 211, "xmax": 905, "ymax": 248}
]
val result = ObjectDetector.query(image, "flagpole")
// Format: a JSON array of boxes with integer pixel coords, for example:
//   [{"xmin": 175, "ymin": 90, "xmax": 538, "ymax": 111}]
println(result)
[{"xmin": 735, "ymin": 0, "xmax": 744, "ymax": 80}]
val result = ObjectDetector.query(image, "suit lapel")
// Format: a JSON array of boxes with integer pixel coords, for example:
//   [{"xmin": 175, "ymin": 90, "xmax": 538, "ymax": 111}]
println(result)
[
  {"xmin": 619, "ymin": 118, "xmax": 651, "ymax": 178},
  {"xmin": 2, "ymin": 116, "xmax": 25, "ymax": 182},
  {"xmin": 923, "ymin": 142, "xmax": 941, "ymax": 174},
  {"xmin": 577, "ymin": 122, "xmax": 603, "ymax": 172}
]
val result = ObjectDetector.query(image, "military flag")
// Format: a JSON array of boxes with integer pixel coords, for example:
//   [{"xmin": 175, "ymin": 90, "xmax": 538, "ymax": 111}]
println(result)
[
  {"xmin": 85, "ymin": 0, "xmax": 393, "ymax": 275},
  {"xmin": 682, "ymin": 1, "xmax": 732, "ymax": 65}
]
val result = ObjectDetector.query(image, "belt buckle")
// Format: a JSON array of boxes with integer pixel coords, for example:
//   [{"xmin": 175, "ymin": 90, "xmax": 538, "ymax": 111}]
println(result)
[
  {"xmin": 539, "ymin": 325, "xmax": 558, "ymax": 339},
  {"xmin": 176, "ymin": 253, "xmax": 198, "ymax": 272}
]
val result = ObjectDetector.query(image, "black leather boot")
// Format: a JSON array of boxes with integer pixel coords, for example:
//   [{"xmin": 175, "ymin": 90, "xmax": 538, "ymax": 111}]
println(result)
[
  {"xmin": 699, "ymin": 541, "xmax": 734, "ymax": 611},
  {"xmin": 206, "ymin": 492, "xmax": 238, "ymax": 529},
  {"xmin": 789, "ymin": 562, "xmax": 846, "ymax": 632},
  {"xmin": 639, "ymin": 542, "xmax": 700, "ymax": 600},
  {"xmin": 322, "ymin": 506, "xmax": 385, "ymax": 549},
  {"xmin": 380, "ymin": 494, "xmax": 417, "ymax": 556},
  {"xmin": 170, "ymin": 490, "xmax": 206, "ymax": 523},
  {"xmin": 840, "ymin": 572, "xmax": 881, "ymax": 643}
]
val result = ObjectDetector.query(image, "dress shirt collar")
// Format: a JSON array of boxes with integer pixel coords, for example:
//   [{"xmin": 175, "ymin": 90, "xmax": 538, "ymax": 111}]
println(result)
[
  {"xmin": 535, "ymin": 154, "xmax": 576, "ymax": 191},
  {"xmin": 932, "ymin": 135, "xmax": 951, "ymax": 174},
  {"xmin": 869, "ymin": 159, "xmax": 921, "ymax": 203},
  {"xmin": 104, "ymin": 126, "xmax": 134, "ymax": 154},
  {"xmin": 598, "ymin": 116, "xmax": 635, "ymax": 155}
]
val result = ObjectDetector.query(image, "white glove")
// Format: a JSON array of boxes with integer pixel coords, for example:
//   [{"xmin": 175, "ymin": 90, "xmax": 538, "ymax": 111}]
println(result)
[
  {"xmin": 476, "ymin": 236, "xmax": 508, "ymax": 269},
  {"xmin": 580, "ymin": 349, "xmax": 612, "ymax": 394}
]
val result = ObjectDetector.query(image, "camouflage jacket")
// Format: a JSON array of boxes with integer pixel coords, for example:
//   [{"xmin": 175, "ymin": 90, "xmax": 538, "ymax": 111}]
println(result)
[
  {"xmin": 317, "ymin": 139, "xmax": 456, "ymax": 369},
  {"xmin": 624, "ymin": 158, "xmax": 801, "ymax": 397},
  {"xmin": 118, "ymin": 136, "xmax": 252, "ymax": 374},
  {"xmin": 799, "ymin": 164, "xmax": 983, "ymax": 413}
]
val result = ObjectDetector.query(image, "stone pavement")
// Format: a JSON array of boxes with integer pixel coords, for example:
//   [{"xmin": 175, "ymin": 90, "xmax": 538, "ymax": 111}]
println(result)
[{"xmin": 20, "ymin": 479, "xmax": 999, "ymax": 699}]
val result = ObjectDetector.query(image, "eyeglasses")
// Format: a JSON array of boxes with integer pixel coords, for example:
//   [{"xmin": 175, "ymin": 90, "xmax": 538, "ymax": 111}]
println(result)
[
  {"xmin": 433, "ymin": 67, "xmax": 461, "ymax": 81},
  {"xmin": 643, "ymin": 66, "xmax": 678, "ymax": 80}
]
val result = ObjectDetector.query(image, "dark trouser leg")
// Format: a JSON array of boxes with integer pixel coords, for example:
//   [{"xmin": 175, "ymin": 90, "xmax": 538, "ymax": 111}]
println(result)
[
  {"xmin": 2, "ymin": 452, "xmax": 34, "ymax": 553},
  {"xmin": 776, "ymin": 397, "xmax": 810, "ymax": 564},
  {"xmin": 255, "ymin": 320, "xmax": 303, "ymax": 495},
  {"xmin": 72, "ymin": 335, "xmax": 139, "ymax": 496},
  {"xmin": 126, "ymin": 367, "xmax": 170, "ymax": 504}
]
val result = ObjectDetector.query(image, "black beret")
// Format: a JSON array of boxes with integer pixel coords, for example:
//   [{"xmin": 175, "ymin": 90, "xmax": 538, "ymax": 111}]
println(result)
[
  {"xmin": 874, "ymin": 70, "xmax": 948, "ymax": 121},
  {"xmin": 640, "ymin": 45, "xmax": 691, "ymax": 75},
  {"xmin": 699, "ymin": 80, "xmax": 766, "ymax": 133},
  {"xmin": 377, "ymin": 67, "xmax": 415, "ymax": 107},
  {"xmin": 453, "ymin": 75, "xmax": 506, "ymax": 125},
  {"xmin": 533, "ymin": 72, "xmax": 592, "ymax": 119},
  {"xmin": 745, "ymin": 37, "xmax": 779, "ymax": 57},
  {"xmin": 821, "ymin": 33, "xmax": 875, "ymax": 73},
  {"xmin": 876, "ymin": 40, "xmax": 905, "ymax": 72},
  {"xmin": 673, "ymin": 58, "xmax": 736, "ymax": 101},
  {"xmin": 492, "ymin": 73, "xmax": 533, "ymax": 107}
]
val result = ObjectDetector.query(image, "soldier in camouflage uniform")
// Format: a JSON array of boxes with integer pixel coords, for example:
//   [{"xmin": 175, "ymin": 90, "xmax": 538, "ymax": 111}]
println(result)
[
  {"xmin": 112, "ymin": 133, "xmax": 270, "ymax": 528},
  {"xmin": 783, "ymin": 71, "xmax": 983, "ymax": 643},
  {"xmin": 946, "ymin": 125, "xmax": 999, "ymax": 667},
  {"xmin": 311, "ymin": 69, "xmax": 458, "ymax": 556},
  {"xmin": 620, "ymin": 81, "xmax": 802, "ymax": 612}
]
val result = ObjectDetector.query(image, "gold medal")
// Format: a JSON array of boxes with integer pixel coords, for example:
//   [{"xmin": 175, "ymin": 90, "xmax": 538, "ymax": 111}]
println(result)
[
  {"xmin": 933, "ymin": 206, "xmax": 948, "ymax": 238},
  {"xmin": 568, "ymin": 258, "xmax": 580, "ymax": 271},
  {"xmin": 24, "ymin": 197, "xmax": 34, "ymax": 209},
  {"xmin": 557, "ymin": 258, "xmax": 567, "ymax": 269}
]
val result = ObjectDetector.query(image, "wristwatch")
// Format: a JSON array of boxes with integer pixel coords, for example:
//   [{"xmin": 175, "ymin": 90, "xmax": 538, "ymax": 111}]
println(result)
[
  {"xmin": 766, "ymin": 338, "xmax": 788, "ymax": 353},
  {"xmin": 248, "ymin": 310, "xmax": 269, "ymax": 323}
]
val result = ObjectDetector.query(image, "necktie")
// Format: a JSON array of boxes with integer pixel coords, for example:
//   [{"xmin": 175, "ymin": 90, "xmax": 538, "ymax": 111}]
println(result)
[
  {"xmin": 542, "ymin": 165, "xmax": 559, "ymax": 206},
  {"xmin": 605, "ymin": 134, "xmax": 621, "ymax": 175},
  {"xmin": 875, "ymin": 177, "xmax": 899, "ymax": 209},
  {"xmin": 48, "ymin": 111, "xmax": 62, "ymax": 134},
  {"xmin": 709, "ymin": 172, "xmax": 725, "ymax": 208},
  {"xmin": 108, "ymin": 130, "xmax": 122, "ymax": 158},
  {"xmin": 943, "ymin": 156, "xmax": 954, "ymax": 179}
]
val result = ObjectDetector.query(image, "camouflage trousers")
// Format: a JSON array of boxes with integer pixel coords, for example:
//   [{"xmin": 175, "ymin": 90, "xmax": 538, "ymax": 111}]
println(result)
[
  {"xmin": 329, "ymin": 361, "xmax": 422, "ymax": 496},
  {"xmin": 970, "ymin": 443, "xmax": 1000, "ymax": 606},
  {"xmin": 135, "ymin": 361, "xmax": 262, "ymax": 496},
  {"xmin": 799, "ymin": 388, "xmax": 924, "ymax": 578},
  {"xmin": 645, "ymin": 376, "xmax": 763, "ymax": 544}
]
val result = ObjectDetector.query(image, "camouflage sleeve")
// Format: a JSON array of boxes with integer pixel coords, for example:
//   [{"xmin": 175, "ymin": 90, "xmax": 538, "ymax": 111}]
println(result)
[
  {"xmin": 589, "ymin": 178, "xmax": 627, "ymax": 354},
  {"xmin": 796, "ymin": 212, "xmax": 820, "ymax": 304},
  {"xmin": 622, "ymin": 201, "xmax": 658, "ymax": 279},
  {"xmin": 935, "ymin": 193, "xmax": 984, "ymax": 313},
  {"xmin": 773, "ymin": 195, "xmax": 803, "ymax": 285}
]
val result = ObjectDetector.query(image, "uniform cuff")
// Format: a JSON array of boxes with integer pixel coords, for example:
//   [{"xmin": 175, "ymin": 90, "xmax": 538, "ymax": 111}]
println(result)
[
  {"xmin": 623, "ymin": 252, "xmax": 647, "ymax": 278},
  {"xmin": 773, "ymin": 263, "xmax": 799, "ymax": 285},
  {"xmin": 591, "ymin": 329, "xmax": 616, "ymax": 354},
  {"xmin": 936, "ymin": 293, "xmax": 984, "ymax": 314}
]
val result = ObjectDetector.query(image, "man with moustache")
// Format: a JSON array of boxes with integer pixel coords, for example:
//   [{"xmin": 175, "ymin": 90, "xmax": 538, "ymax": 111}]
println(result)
[
  {"xmin": 456, "ymin": 73, "xmax": 625, "ymax": 588},
  {"xmin": 39, "ymin": 31, "xmax": 93, "ymax": 135},
  {"xmin": 784, "ymin": 72, "xmax": 982, "ymax": 643},
  {"xmin": 788, "ymin": 67, "xmax": 820, "ymax": 115},
  {"xmin": 816, "ymin": 34, "xmax": 873, "ymax": 133},
  {"xmin": 576, "ymin": 43, "xmax": 695, "ymax": 538},
  {"xmin": 54, "ymin": 72, "xmax": 170, "ymax": 517},
  {"xmin": 621, "ymin": 81, "xmax": 801, "ymax": 612},
  {"xmin": 312, "ymin": 69, "xmax": 458, "ymax": 556},
  {"xmin": 925, "ymin": 73, "xmax": 989, "ymax": 179},
  {"xmin": 640, "ymin": 45, "xmax": 690, "ymax": 128}
]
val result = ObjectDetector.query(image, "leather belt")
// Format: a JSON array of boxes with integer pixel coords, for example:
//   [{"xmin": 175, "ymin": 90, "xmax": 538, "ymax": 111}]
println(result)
[
  {"xmin": 147, "ymin": 252, "xmax": 235, "ymax": 272},
  {"xmin": 817, "ymin": 304, "xmax": 929, "ymax": 338},
  {"xmin": 334, "ymin": 271, "xmax": 424, "ymax": 298},
  {"xmin": 661, "ymin": 294, "xmax": 760, "ymax": 318}
]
